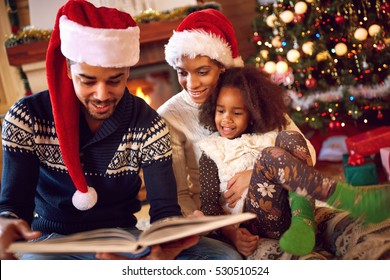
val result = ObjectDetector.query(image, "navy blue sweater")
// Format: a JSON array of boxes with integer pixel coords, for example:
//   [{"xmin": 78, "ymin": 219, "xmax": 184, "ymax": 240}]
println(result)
[{"xmin": 0, "ymin": 90, "xmax": 181, "ymax": 234}]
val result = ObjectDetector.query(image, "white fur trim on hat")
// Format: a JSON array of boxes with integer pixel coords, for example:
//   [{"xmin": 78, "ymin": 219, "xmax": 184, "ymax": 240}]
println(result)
[
  {"xmin": 59, "ymin": 15, "xmax": 140, "ymax": 67},
  {"xmin": 72, "ymin": 186, "xmax": 98, "ymax": 211},
  {"xmin": 165, "ymin": 30, "xmax": 244, "ymax": 69}
]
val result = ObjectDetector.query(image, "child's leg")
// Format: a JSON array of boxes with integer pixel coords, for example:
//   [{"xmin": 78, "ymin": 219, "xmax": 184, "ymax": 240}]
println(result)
[
  {"xmin": 259, "ymin": 146, "xmax": 390, "ymax": 224},
  {"xmin": 243, "ymin": 167, "xmax": 291, "ymax": 239},
  {"xmin": 243, "ymin": 131, "xmax": 310, "ymax": 240},
  {"xmin": 279, "ymin": 191, "xmax": 316, "ymax": 255},
  {"xmin": 275, "ymin": 131, "xmax": 316, "ymax": 255}
]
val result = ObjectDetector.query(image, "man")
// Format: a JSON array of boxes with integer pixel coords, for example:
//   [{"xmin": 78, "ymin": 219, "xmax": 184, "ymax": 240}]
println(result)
[{"xmin": 0, "ymin": 0, "xmax": 241, "ymax": 260}]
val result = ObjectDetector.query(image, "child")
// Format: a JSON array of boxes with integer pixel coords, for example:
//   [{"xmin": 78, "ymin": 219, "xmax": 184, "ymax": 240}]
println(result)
[{"xmin": 198, "ymin": 66, "xmax": 317, "ymax": 256}]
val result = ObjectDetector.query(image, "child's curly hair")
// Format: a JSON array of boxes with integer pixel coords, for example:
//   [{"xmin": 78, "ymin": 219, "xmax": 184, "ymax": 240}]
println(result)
[{"xmin": 199, "ymin": 66, "xmax": 288, "ymax": 134}]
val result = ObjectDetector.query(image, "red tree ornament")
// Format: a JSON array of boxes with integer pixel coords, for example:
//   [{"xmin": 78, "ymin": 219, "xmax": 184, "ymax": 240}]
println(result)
[
  {"xmin": 305, "ymin": 76, "xmax": 317, "ymax": 89},
  {"xmin": 376, "ymin": 41, "xmax": 386, "ymax": 51},
  {"xmin": 381, "ymin": 3, "xmax": 390, "ymax": 13},
  {"xmin": 252, "ymin": 34, "xmax": 262, "ymax": 43},
  {"xmin": 293, "ymin": 14, "xmax": 305, "ymax": 23},
  {"xmin": 335, "ymin": 15, "xmax": 345, "ymax": 25}
]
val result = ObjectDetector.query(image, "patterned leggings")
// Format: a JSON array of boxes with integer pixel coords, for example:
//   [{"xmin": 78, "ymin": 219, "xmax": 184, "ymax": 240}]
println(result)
[{"xmin": 243, "ymin": 130, "xmax": 316, "ymax": 239}]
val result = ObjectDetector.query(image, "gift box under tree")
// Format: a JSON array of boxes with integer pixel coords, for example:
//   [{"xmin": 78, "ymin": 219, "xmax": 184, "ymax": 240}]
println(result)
[
  {"xmin": 345, "ymin": 126, "xmax": 390, "ymax": 157},
  {"xmin": 342, "ymin": 154, "xmax": 379, "ymax": 186},
  {"xmin": 380, "ymin": 147, "xmax": 390, "ymax": 181}
]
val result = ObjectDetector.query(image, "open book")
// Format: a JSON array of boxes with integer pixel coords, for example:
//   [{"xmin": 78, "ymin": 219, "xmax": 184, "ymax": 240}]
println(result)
[{"xmin": 8, "ymin": 212, "xmax": 255, "ymax": 254}]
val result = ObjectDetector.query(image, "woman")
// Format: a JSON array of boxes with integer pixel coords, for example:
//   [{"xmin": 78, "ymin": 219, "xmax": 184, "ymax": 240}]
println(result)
[{"xmin": 158, "ymin": 8, "xmax": 316, "ymax": 216}]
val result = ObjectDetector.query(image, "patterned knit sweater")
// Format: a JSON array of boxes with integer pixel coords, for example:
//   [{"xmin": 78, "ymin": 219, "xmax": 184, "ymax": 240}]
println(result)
[
  {"xmin": 158, "ymin": 90, "xmax": 210, "ymax": 215},
  {"xmin": 0, "ymin": 90, "xmax": 181, "ymax": 234}
]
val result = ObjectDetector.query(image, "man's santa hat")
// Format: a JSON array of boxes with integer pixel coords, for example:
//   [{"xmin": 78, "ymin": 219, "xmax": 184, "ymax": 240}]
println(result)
[
  {"xmin": 46, "ymin": 0, "xmax": 140, "ymax": 210},
  {"xmin": 165, "ymin": 9, "xmax": 243, "ymax": 68}
]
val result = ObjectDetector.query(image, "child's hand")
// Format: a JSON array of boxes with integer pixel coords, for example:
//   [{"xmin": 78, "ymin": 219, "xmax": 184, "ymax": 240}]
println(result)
[
  {"xmin": 225, "ymin": 170, "xmax": 252, "ymax": 207},
  {"xmin": 188, "ymin": 210, "xmax": 205, "ymax": 218},
  {"xmin": 232, "ymin": 227, "xmax": 259, "ymax": 257}
]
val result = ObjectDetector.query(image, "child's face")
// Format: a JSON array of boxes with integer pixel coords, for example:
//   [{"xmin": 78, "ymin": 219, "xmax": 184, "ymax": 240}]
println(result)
[
  {"xmin": 175, "ymin": 55, "xmax": 225, "ymax": 104},
  {"xmin": 215, "ymin": 86, "xmax": 250, "ymax": 139}
]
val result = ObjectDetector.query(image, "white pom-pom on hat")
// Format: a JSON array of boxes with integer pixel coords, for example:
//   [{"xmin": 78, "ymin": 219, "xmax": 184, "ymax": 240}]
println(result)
[{"xmin": 72, "ymin": 186, "xmax": 98, "ymax": 211}]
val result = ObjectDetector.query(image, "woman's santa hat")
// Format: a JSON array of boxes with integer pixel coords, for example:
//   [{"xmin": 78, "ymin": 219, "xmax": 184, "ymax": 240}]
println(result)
[
  {"xmin": 46, "ymin": 0, "xmax": 140, "ymax": 210},
  {"xmin": 165, "ymin": 9, "xmax": 244, "ymax": 68}
]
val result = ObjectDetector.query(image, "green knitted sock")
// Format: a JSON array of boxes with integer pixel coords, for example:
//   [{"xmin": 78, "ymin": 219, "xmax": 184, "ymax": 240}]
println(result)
[
  {"xmin": 279, "ymin": 192, "xmax": 316, "ymax": 256},
  {"xmin": 327, "ymin": 182, "xmax": 390, "ymax": 223}
]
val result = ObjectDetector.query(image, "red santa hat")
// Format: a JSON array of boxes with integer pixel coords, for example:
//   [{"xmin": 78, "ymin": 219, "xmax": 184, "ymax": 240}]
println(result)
[
  {"xmin": 165, "ymin": 9, "xmax": 243, "ymax": 68},
  {"xmin": 46, "ymin": 0, "xmax": 140, "ymax": 210}
]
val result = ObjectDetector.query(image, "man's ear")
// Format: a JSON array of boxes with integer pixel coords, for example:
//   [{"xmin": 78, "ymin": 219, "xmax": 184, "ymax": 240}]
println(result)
[{"xmin": 66, "ymin": 59, "xmax": 72, "ymax": 79}]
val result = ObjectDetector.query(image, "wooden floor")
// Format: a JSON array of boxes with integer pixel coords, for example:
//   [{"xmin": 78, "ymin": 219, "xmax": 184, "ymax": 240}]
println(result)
[
  {"xmin": 314, "ymin": 161, "xmax": 346, "ymax": 182},
  {"xmin": 315, "ymin": 159, "xmax": 389, "ymax": 185}
]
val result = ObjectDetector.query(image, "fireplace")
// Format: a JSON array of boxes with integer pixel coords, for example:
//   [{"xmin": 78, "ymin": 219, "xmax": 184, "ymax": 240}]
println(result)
[{"xmin": 127, "ymin": 63, "xmax": 180, "ymax": 111}]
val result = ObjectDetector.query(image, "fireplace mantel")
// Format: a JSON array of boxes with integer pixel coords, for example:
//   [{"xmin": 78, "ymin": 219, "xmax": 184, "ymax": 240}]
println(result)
[
  {"xmin": 6, "ymin": 18, "xmax": 181, "ymax": 68},
  {"xmin": 5, "ymin": 19, "xmax": 181, "ymax": 93}
]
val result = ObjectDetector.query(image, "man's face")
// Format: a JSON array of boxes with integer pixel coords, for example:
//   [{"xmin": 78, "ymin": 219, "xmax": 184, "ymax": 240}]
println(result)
[{"xmin": 68, "ymin": 62, "xmax": 130, "ymax": 122}]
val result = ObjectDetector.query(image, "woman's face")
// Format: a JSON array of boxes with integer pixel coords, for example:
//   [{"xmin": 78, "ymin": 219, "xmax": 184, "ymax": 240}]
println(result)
[
  {"xmin": 215, "ymin": 86, "xmax": 250, "ymax": 139},
  {"xmin": 175, "ymin": 55, "xmax": 225, "ymax": 104}
]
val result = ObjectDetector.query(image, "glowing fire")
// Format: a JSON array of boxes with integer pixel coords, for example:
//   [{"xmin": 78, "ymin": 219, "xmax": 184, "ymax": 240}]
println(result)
[{"xmin": 135, "ymin": 87, "xmax": 151, "ymax": 104}]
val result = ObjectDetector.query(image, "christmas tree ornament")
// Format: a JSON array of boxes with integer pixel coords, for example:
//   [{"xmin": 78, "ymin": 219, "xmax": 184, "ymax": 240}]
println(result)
[
  {"xmin": 302, "ymin": 41, "xmax": 314, "ymax": 55},
  {"xmin": 293, "ymin": 13, "xmax": 305, "ymax": 23},
  {"xmin": 266, "ymin": 14, "xmax": 278, "ymax": 27},
  {"xmin": 264, "ymin": 61, "xmax": 277, "ymax": 74},
  {"xmin": 380, "ymin": 3, "xmax": 390, "ymax": 13},
  {"xmin": 260, "ymin": 49, "xmax": 269, "ymax": 59},
  {"xmin": 276, "ymin": 60, "xmax": 289, "ymax": 74},
  {"xmin": 252, "ymin": 33, "xmax": 262, "ymax": 43},
  {"xmin": 375, "ymin": 41, "xmax": 386, "ymax": 51},
  {"xmin": 271, "ymin": 36, "xmax": 282, "ymax": 47},
  {"xmin": 368, "ymin": 24, "xmax": 381, "ymax": 37},
  {"xmin": 294, "ymin": 2, "xmax": 308, "ymax": 14},
  {"xmin": 316, "ymin": 51, "xmax": 330, "ymax": 61},
  {"xmin": 354, "ymin": 27, "xmax": 368, "ymax": 41},
  {"xmin": 335, "ymin": 14, "xmax": 345, "ymax": 25},
  {"xmin": 305, "ymin": 76, "xmax": 317, "ymax": 89},
  {"xmin": 287, "ymin": 49, "xmax": 300, "ymax": 62},
  {"xmin": 280, "ymin": 10, "xmax": 294, "ymax": 23},
  {"xmin": 361, "ymin": 59, "xmax": 369, "ymax": 69},
  {"xmin": 335, "ymin": 42, "xmax": 348, "ymax": 56}
]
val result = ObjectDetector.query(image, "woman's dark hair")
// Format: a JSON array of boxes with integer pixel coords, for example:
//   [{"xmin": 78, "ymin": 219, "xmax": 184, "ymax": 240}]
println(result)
[{"xmin": 199, "ymin": 66, "xmax": 288, "ymax": 134}]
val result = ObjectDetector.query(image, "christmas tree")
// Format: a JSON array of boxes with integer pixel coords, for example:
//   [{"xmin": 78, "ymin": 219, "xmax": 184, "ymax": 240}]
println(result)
[{"xmin": 248, "ymin": 0, "xmax": 390, "ymax": 131}]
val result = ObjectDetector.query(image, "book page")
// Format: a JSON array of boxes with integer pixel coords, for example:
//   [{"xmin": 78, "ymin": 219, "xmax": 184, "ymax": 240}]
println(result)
[
  {"xmin": 8, "ymin": 228, "xmax": 143, "ymax": 254},
  {"xmin": 139, "ymin": 213, "xmax": 256, "ymax": 247},
  {"xmin": 7, "ymin": 213, "xmax": 256, "ymax": 254}
]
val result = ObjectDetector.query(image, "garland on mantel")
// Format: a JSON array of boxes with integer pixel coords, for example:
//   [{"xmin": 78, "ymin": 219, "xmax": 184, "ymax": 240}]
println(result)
[{"xmin": 4, "ymin": 2, "xmax": 221, "ymax": 48}]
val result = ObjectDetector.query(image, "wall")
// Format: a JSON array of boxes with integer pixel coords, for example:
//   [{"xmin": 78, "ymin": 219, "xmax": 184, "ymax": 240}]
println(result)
[
  {"xmin": 0, "ymin": 1, "xmax": 25, "ymax": 115},
  {"xmin": 14, "ymin": 0, "xmax": 257, "ymax": 60},
  {"xmin": 211, "ymin": 0, "xmax": 257, "ymax": 61}
]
